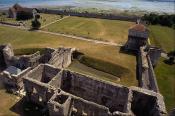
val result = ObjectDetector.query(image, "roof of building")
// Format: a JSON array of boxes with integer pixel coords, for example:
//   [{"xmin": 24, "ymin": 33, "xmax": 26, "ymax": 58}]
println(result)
[
  {"xmin": 130, "ymin": 24, "xmax": 147, "ymax": 32},
  {"xmin": 9, "ymin": 3, "xmax": 33, "ymax": 13}
]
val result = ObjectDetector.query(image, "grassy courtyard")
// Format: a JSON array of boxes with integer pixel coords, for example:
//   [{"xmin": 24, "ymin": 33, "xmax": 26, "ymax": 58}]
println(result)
[
  {"xmin": 43, "ymin": 16, "xmax": 134, "ymax": 44},
  {"xmin": 0, "ymin": 25, "xmax": 137, "ymax": 86}
]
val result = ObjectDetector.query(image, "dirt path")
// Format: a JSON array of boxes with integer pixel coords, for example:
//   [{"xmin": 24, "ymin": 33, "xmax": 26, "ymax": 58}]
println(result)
[
  {"xmin": 40, "ymin": 16, "xmax": 70, "ymax": 29},
  {"xmin": 95, "ymin": 20, "xmax": 106, "ymax": 37},
  {"xmin": 0, "ymin": 24, "xmax": 123, "ymax": 47}
]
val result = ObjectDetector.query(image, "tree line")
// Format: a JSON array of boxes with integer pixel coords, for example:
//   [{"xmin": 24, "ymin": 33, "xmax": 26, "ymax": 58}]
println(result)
[{"xmin": 142, "ymin": 13, "xmax": 175, "ymax": 29}]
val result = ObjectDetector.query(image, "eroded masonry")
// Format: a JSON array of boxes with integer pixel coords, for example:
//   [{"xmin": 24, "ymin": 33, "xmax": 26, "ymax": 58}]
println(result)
[{"xmin": 0, "ymin": 22, "xmax": 167, "ymax": 116}]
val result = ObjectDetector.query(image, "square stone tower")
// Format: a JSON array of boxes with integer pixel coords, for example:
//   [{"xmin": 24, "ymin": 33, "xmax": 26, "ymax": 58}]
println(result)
[{"xmin": 125, "ymin": 24, "xmax": 149, "ymax": 51}]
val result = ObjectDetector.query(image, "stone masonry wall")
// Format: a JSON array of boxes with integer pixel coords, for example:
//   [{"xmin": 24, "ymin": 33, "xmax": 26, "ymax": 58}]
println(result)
[{"xmin": 61, "ymin": 70, "xmax": 131, "ymax": 113}]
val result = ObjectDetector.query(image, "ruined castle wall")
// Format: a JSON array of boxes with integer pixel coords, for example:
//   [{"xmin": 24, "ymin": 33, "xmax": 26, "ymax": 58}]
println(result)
[
  {"xmin": 48, "ymin": 91, "xmax": 111, "ymax": 116},
  {"xmin": 40, "ymin": 48, "xmax": 56, "ymax": 63},
  {"xmin": 27, "ymin": 64, "xmax": 44, "ymax": 81},
  {"xmin": 148, "ymin": 47, "xmax": 161, "ymax": 67},
  {"xmin": 49, "ymin": 70, "xmax": 63, "ymax": 89},
  {"xmin": 61, "ymin": 70, "xmax": 131, "ymax": 113},
  {"xmin": 13, "ymin": 67, "xmax": 31, "ymax": 89},
  {"xmin": 137, "ymin": 46, "xmax": 159, "ymax": 92},
  {"xmin": 1, "ymin": 44, "xmax": 14, "ymax": 67},
  {"xmin": 129, "ymin": 29, "xmax": 149, "ymax": 39},
  {"xmin": 72, "ymin": 96, "xmax": 111, "ymax": 116},
  {"xmin": 39, "ymin": 9, "xmax": 139, "ymax": 22},
  {"xmin": 23, "ymin": 77, "xmax": 55, "ymax": 106},
  {"xmin": 48, "ymin": 48, "xmax": 73, "ymax": 69},
  {"xmin": 130, "ymin": 87, "xmax": 166, "ymax": 116},
  {"xmin": 16, "ymin": 51, "xmax": 41, "ymax": 69},
  {"xmin": 0, "ymin": 67, "xmax": 31, "ymax": 90},
  {"xmin": 48, "ymin": 92, "xmax": 72, "ymax": 116}
]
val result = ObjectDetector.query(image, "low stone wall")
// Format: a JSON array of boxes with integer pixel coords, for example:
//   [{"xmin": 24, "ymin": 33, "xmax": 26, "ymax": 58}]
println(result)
[{"xmin": 39, "ymin": 8, "xmax": 139, "ymax": 22}]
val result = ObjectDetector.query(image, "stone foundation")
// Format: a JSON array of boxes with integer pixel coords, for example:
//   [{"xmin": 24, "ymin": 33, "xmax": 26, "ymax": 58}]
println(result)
[{"xmin": 23, "ymin": 64, "xmax": 166, "ymax": 116}]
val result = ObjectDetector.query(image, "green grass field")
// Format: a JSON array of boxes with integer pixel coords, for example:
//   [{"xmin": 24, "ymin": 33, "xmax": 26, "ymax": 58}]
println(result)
[
  {"xmin": 149, "ymin": 25, "xmax": 175, "ymax": 52},
  {"xmin": 0, "ymin": 25, "xmax": 136, "ymax": 86},
  {"xmin": 149, "ymin": 25, "xmax": 175, "ymax": 112},
  {"xmin": 155, "ymin": 58, "xmax": 175, "ymax": 112},
  {"xmin": 43, "ymin": 16, "xmax": 134, "ymax": 44},
  {"xmin": 67, "ymin": 60, "xmax": 121, "ymax": 84}
]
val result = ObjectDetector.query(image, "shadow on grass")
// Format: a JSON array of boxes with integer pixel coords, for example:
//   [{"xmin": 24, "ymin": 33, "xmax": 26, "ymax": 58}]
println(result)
[
  {"xmin": 10, "ymin": 97, "xmax": 49, "ymax": 116},
  {"xmin": 119, "ymin": 46, "xmax": 137, "ymax": 56},
  {"xmin": 14, "ymin": 48, "xmax": 45, "ymax": 55}
]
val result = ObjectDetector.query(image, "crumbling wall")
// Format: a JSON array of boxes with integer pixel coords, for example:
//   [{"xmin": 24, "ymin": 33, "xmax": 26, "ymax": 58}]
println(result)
[
  {"xmin": 15, "ymin": 51, "xmax": 41, "ymax": 69},
  {"xmin": 137, "ymin": 46, "xmax": 159, "ymax": 92},
  {"xmin": 2, "ymin": 44, "xmax": 14, "ymax": 67},
  {"xmin": 23, "ymin": 64, "xmax": 60, "ymax": 106},
  {"xmin": 61, "ymin": 70, "xmax": 131, "ymax": 113},
  {"xmin": 48, "ymin": 48, "xmax": 75, "ymax": 69},
  {"xmin": 39, "ymin": 8, "xmax": 139, "ymax": 22},
  {"xmin": 131, "ymin": 87, "xmax": 166, "ymax": 116},
  {"xmin": 48, "ymin": 90, "xmax": 112, "ymax": 116},
  {"xmin": 0, "ymin": 44, "xmax": 14, "ymax": 67},
  {"xmin": 0, "ymin": 67, "xmax": 31, "ymax": 91},
  {"xmin": 148, "ymin": 47, "xmax": 161, "ymax": 67},
  {"xmin": 48, "ymin": 91, "xmax": 72, "ymax": 116},
  {"xmin": 23, "ymin": 78, "xmax": 55, "ymax": 106}
]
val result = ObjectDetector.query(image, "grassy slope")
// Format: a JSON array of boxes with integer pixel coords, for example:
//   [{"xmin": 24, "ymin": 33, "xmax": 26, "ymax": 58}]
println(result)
[
  {"xmin": 155, "ymin": 58, "xmax": 175, "ymax": 112},
  {"xmin": 0, "ymin": 25, "xmax": 136, "ymax": 86},
  {"xmin": 0, "ymin": 90, "xmax": 18, "ymax": 116},
  {"xmin": 43, "ymin": 16, "xmax": 134, "ymax": 44},
  {"xmin": 67, "ymin": 60, "xmax": 121, "ymax": 84},
  {"xmin": 149, "ymin": 25, "xmax": 175, "ymax": 52},
  {"xmin": 149, "ymin": 25, "xmax": 175, "ymax": 111}
]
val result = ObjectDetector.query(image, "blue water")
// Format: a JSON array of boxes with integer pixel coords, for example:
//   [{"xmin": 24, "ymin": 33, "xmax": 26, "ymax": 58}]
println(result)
[{"xmin": 0, "ymin": 0, "xmax": 174, "ymax": 13}]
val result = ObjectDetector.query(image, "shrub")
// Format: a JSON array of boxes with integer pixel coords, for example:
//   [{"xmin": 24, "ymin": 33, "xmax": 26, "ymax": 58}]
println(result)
[{"xmin": 31, "ymin": 19, "xmax": 41, "ymax": 30}]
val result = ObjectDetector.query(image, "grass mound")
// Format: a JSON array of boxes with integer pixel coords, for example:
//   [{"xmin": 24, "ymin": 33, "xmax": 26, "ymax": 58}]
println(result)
[
  {"xmin": 14, "ymin": 48, "xmax": 45, "ymax": 55},
  {"xmin": 79, "ymin": 55, "xmax": 130, "ymax": 78}
]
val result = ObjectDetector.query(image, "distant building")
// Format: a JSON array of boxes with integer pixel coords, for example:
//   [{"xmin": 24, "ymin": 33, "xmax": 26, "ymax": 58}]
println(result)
[
  {"xmin": 124, "ymin": 23, "xmax": 149, "ymax": 51},
  {"xmin": 8, "ymin": 4, "xmax": 36, "ymax": 20}
]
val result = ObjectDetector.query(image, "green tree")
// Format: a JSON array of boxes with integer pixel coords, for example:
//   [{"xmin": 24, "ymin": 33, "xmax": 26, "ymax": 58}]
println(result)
[{"xmin": 31, "ymin": 14, "xmax": 41, "ymax": 30}]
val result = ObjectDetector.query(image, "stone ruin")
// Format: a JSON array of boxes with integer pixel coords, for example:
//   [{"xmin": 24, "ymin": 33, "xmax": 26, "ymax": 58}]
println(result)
[
  {"xmin": 22, "ymin": 64, "xmax": 166, "ymax": 116},
  {"xmin": 0, "ymin": 44, "xmax": 75, "ymax": 93},
  {"xmin": 124, "ymin": 23, "xmax": 149, "ymax": 51},
  {"xmin": 0, "ymin": 22, "xmax": 168, "ymax": 115},
  {"xmin": 0, "ymin": 66, "xmax": 31, "ymax": 93}
]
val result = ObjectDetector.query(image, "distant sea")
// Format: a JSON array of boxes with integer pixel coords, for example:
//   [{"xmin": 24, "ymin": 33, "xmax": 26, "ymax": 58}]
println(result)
[{"xmin": 0, "ymin": 0, "xmax": 174, "ymax": 14}]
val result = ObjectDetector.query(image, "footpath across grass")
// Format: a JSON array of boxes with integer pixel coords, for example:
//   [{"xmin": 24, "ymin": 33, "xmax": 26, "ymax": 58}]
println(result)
[
  {"xmin": 43, "ymin": 16, "xmax": 134, "ymax": 44},
  {"xmin": 0, "ymin": 25, "xmax": 137, "ymax": 86}
]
